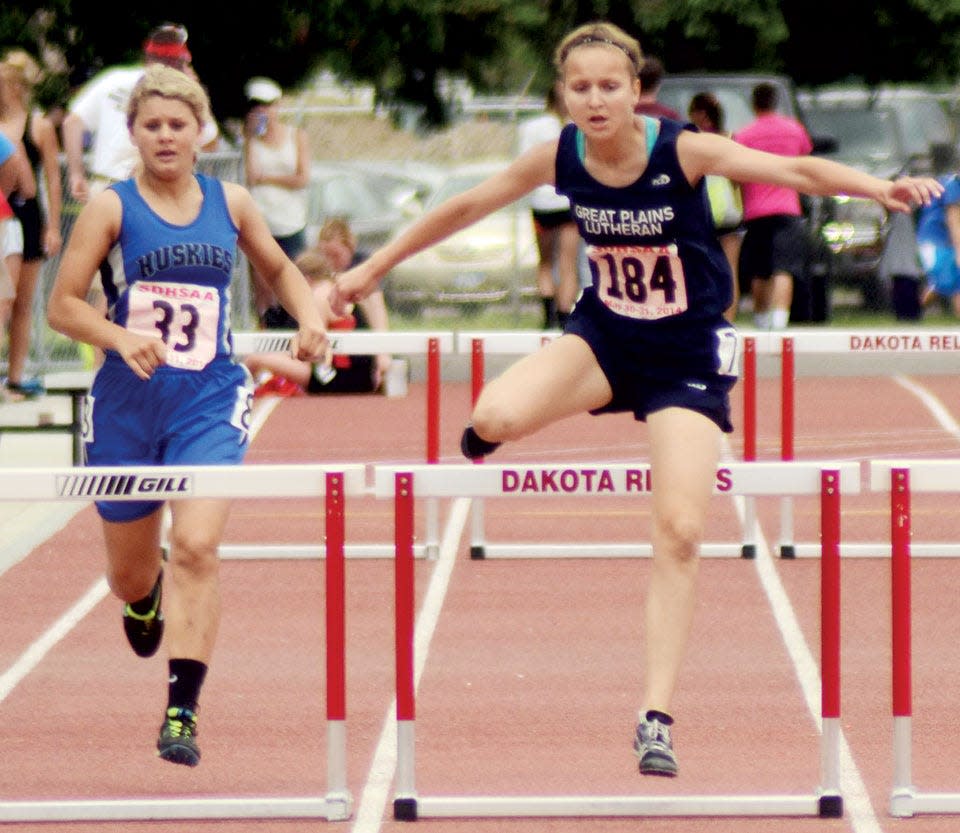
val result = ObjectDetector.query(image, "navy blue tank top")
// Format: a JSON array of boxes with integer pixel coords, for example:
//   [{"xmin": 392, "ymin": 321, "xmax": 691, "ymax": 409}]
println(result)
[{"xmin": 555, "ymin": 119, "xmax": 732, "ymax": 324}]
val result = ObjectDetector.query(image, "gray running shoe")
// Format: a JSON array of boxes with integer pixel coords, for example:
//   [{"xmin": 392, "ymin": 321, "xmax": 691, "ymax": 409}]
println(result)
[
  {"xmin": 633, "ymin": 712, "xmax": 678, "ymax": 776},
  {"xmin": 157, "ymin": 706, "xmax": 200, "ymax": 766}
]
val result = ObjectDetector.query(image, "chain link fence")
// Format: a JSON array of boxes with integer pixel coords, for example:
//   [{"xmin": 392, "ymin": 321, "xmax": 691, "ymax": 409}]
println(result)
[{"xmin": 18, "ymin": 99, "xmax": 550, "ymax": 377}]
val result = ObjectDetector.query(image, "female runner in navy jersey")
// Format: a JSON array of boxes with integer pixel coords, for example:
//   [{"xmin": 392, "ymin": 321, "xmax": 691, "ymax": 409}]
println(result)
[
  {"xmin": 331, "ymin": 21, "xmax": 942, "ymax": 777},
  {"xmin": 47, "ymin": 65, "xmax": 329, "ymax": 767}
]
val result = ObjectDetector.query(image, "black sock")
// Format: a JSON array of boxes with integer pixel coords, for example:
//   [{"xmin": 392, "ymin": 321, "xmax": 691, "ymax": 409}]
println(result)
[
  {"xmin": 557, "ymin": 310, "xmax": 570, "ymax": 328},
  {"xmin": 541, "ymin": 297, "xmax": 557, "ymax": 329},
  {"xmin": 460, "ymin": 424, "xmax": 501, "ymax": 459},
  {"xmin": 645, "ymin": 709, "xmax": 674, "ymax": 725},
  {"xmin": 168, "ymin": 659, "xmax": 208, "ymax": 713},
  {"xmin": 128, "ymin": 570, "xmax": 161, "ymax": 615}
]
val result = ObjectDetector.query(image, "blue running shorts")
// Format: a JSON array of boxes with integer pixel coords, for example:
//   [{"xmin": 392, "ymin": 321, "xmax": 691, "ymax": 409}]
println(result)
[{"xmin": 84, "ymin": 359, "xmax": 253, "ymax": 522}]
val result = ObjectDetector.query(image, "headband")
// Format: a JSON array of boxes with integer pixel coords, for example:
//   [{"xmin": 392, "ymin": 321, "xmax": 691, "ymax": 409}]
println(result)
[{"xmin": 561, "ymin": 34, "xmax": 639, "ymax": 72}]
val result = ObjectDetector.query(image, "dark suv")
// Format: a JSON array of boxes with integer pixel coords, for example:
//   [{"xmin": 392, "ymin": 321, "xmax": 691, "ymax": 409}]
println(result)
[{"xmin": 657, "ymin": 73, "xmax": 836, "ymax": 321}]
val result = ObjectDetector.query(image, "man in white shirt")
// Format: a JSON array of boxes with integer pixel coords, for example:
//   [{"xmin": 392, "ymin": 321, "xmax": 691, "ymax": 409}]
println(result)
[{"xmin": 62, "ymin": 22, "xmax": 218, "ymax": 203}]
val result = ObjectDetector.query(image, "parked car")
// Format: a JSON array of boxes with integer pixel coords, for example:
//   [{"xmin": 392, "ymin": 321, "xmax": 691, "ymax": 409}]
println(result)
[
  {"xmin": 800, "ymin": 102, "xmax": 909, "ymax": 310},
  {"xmin": 799, "ymin": 86, "xmax": 957, "ymax": 175},
  {"xmin": 305, "ymin": 161, "xmax": 430, "ymax": 253},
  {"xmin": 383, "ymin": 161, "xmax": 538, "ymax": 316}
]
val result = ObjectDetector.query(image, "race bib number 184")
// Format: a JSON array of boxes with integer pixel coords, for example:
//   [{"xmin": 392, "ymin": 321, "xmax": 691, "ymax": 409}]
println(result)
[{"xmin": 588, "ymin": 244, "xmax": 688, "ymax": 320}]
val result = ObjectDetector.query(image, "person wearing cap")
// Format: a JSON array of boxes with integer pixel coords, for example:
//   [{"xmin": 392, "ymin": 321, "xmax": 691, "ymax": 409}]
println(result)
[
  {"xmin": 242, "ymin": 76, "xmax": 310, "ymax": 328},
  {"xmin": 62, "ymin": 22, "xmax": 219, "ymax": 204}
]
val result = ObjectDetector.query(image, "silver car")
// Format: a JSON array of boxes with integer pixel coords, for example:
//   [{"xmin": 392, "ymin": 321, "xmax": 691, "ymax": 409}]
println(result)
[{"xmin": 383, "ymin": 161, "xmax": 538, "ymax": 316}]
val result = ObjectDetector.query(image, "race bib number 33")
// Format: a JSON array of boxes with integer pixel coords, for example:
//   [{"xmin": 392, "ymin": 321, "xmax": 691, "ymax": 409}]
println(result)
[
  {"xmin": 588, "ymin": 244, "xmax": 688, "ymax": 320},
  {"xmin": 127, "ymin": 281, "xmax": 220, "ymax": 371}
]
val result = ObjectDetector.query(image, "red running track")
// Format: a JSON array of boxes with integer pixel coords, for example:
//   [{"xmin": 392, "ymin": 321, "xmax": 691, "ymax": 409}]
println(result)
[{"xmin": 2, "ymin": 373, "xmax": 960, "ymax": 832}]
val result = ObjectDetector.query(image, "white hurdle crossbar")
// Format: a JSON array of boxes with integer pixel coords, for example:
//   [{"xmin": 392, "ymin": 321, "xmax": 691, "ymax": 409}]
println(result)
[
  {"xmin": 378, "ymin": 460, "xmax": 855, "ymax": 821},
  {"xmin": 226, "ymin": 330, "xmax": 456, "ymax": 560},
  {"xmin": 0, "ymin": 463, "xmax": 364, "ymax": 824},
  {"xmin": 870, "ymin": 459, "xmax": 960, "ymax": 818},
  {"xmin": 746, "ymin": 330, "xmax": 960, "ymax": 558}
]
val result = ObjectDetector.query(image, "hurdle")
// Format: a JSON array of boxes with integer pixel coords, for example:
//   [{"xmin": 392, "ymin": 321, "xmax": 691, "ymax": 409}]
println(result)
[
  {"xmin": 744, "ymin": 329, "xmax": 960, "ymax": 558},
  {"xmin": 377, "ymin": 460, "xmax": 856, "ymax": 821},
  {"xmin": 870, "ymin": 459, "xmax": 960, "ymax": 818},
  {"xmin": 224, "ymin": 330, "xmax": 455, "ymax": 560},
  {"xmin": 0, "ymin": 463, "xmax": 363, "ymax": 824},
  {"xmin": 457, "ymin": 331, "xmax": 760, "ymax": 558}
]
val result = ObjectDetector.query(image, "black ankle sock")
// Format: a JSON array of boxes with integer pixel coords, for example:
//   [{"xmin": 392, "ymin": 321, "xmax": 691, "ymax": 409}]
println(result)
[
  {"xmin": 128, "ymin": 571, "xmax": 161, "ymax": 615},
  {"xmin": 168, "ymin": 659, "xmax": 208, "ymax": 712},
  {"xmin": 645, "ymin": 709, "xmax": 674, "ymax": 725},
  {"xmin": 541, "ymin": 297, "xmax": 557, "ymax": 328},
  {"xmin": 460, "ymin": 424, "xmax": 501, "ymax": 460},
  {"xmin": 557, "ymin": 310, "xmax": 570, "ymax": 328}
]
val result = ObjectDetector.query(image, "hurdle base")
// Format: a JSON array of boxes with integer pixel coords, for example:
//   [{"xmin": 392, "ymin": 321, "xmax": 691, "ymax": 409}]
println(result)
[
  {"xmin": 408, "ymin": 793, "xmax": 829, "ymax": 818},
  {"xmin": 324, "ymin": 790, "xmax": 353, "ymax": 822},
  {"xmin": 394, "ymin": 796, "xmax": 419, "ymax": 821},
  {"xmin": 740, "ymin": 543, "xmax": 756, "ymax": 559},
  {"xmin": 469, "ymin": 544, "xmax": 486, "ymax": 560},
  {"xmin": 779, "ymin": 544, "xmax": 796, "ymax": 559},
  {"xmin": 817, "ymin": 793, "xmax": 842, "ymax": 818}
]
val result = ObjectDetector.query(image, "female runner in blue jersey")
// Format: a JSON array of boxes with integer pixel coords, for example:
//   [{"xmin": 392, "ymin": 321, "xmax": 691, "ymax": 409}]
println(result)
[
  {"xmin": 47, "ymin": 65, "xmax": 330, "ymax": 767},
  {"xmin": 332, "ymin": 22, "xmax": 942, "ymax": 778}
]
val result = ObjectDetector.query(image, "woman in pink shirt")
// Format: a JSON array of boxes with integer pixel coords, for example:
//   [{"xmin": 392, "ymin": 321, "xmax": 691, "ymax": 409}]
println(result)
[{"xmin": 734, "ymin": 83, "xmax": 813, "ymax": 329}]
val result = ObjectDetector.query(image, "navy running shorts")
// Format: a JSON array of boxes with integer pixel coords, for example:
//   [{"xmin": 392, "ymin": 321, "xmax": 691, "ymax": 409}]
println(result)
[{"xmin": 564, "ymin": 287, "xmax": 738, "ymax": 433}]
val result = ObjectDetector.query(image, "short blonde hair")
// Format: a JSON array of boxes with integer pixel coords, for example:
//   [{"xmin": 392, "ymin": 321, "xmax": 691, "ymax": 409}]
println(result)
[
  {"xmin": 126, "ymin": 64, "xmax": 210, "ymax": 131},
  {"xmin": 294, "ymin": 249, "xmax": 334, "ymax": 282},
  {"xmin": 553, "ymin": 21, "xmax": 643, "ymax": 78}
]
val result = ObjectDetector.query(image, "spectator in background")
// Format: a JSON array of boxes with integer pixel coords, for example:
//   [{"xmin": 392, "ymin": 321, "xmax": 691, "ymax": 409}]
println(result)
[
  {"xmin": 0, "ymin": 131, "xmax": 26, "ymax": 402},
  {"xmin": 247, "ymin": 248, "xmax": 387, "ymax": 395},
  {"xmin": 734, "ymin": 82, "xmax": 812, "ymax": 329},
  {"xmin": 243, "ymin": 76, "xmax": 310, "ymax": 328},
  {"xmin": 634, "ymin": 55, "xmax": 681, "ymax": 120},
  {"xmin": 688, "ymin": 92, "xmax": 743, "ymax": 322},
  {"xmin": 316, "ymin": 217, "xmax": 391, "ymax": 387},
  {"xmin": 0, "ymin": 49, "xmax": 64, "ymax": 397},
  {"xmin": 517, "ymin": 84, "xmax": 580, "ymax": 329},
  {"xmin": 62, "ymin": 23, "xmax": 218, "ymax": 204},
  {"xmin": 916, "ymin": 171, "xmax": 960, "ymax": 317}
]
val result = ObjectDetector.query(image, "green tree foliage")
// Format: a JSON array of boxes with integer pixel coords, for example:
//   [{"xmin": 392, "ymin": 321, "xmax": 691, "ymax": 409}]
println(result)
[{"xmin": 2, "ymin": 0, "xmax": 960, "ymax": 128}]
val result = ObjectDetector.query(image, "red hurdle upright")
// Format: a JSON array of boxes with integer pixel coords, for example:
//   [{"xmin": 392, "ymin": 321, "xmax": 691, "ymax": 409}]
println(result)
[{"xmin": 870, "ymin": 459, "xmax": 960, "ymax": 818}]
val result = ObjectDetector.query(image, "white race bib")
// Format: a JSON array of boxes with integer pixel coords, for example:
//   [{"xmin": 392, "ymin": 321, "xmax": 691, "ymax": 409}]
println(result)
[
  {"xmin": 127, "ymin": 281, "xmax": 221, "ymax": 371},
  {"xmin": 588, "ymin": 244, "xmax": 688, "ymax": 320}
]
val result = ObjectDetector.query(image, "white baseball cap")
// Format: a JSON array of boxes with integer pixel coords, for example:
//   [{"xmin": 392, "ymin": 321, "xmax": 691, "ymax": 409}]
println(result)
[{"xmin": 245, "ymin": 77, "xmax": 282, "ymax": 104}]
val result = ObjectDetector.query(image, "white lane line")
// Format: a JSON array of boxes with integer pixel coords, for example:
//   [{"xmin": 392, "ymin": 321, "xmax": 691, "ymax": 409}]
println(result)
[
  {"xmin": 0, "ymin": 503, "xmax": 85, "ymax": 577},
  {"xmin": 350, "ymin": 497, "xmax": 470, "ymax": 833},
  {"xmin": 724, "ymin": 440, "xmax": 881, "ymax": 833},
  {"xmin": 0, "ymin": 577, "xmax": 108, "ymax": 702},
  {"xmin": 0, "ymin": 396, "xmax": 280, "ymax": 704},
  {"xmin": 895, "ymin": 374, "xmax": 960, "ymax": 440}
]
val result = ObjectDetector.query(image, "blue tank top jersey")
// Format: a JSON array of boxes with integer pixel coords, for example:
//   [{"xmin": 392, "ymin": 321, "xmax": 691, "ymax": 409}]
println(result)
[
  {"xmin": 555, "ymin": 119, "xmax": 732, "ymax": 324},
  {"xmin": 100, "ymin": 173, "xmax": 238, "ymax": 373}
]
